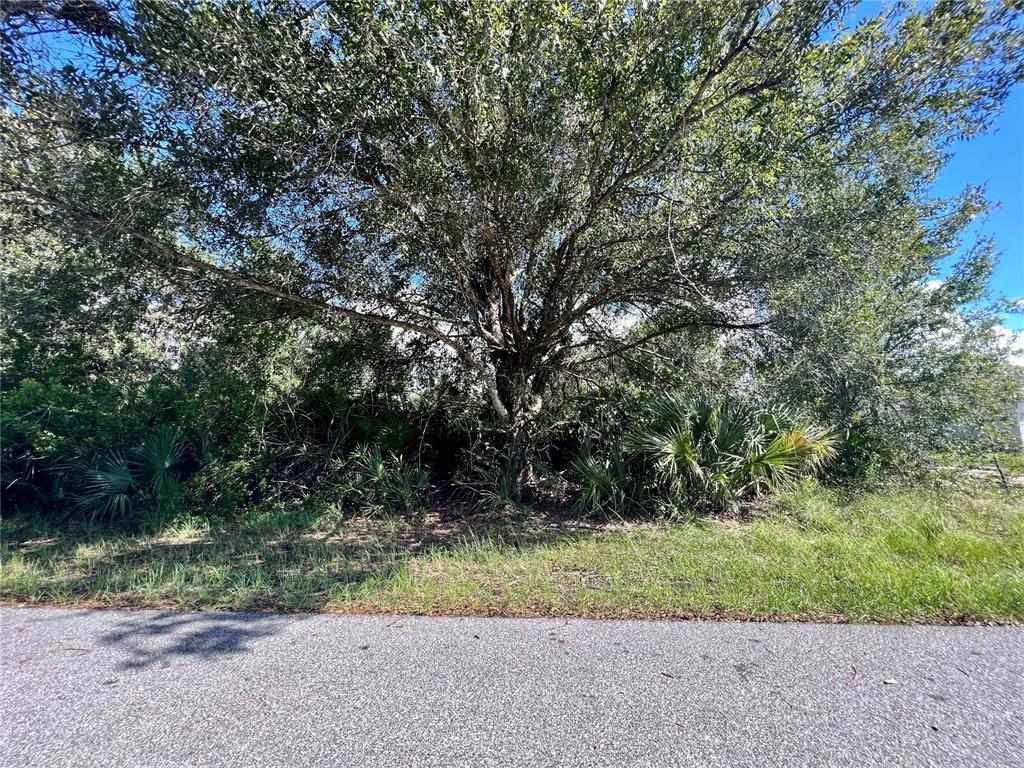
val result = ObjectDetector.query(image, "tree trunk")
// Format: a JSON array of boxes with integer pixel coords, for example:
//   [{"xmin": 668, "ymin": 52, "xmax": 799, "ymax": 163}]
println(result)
[
  {"xmin": 491, "ymin": 349, "xmax": 546, "ymax": 504},
  {"xmin": 506, "ymin": 416, "xmax": 532, "ymax": 503}
]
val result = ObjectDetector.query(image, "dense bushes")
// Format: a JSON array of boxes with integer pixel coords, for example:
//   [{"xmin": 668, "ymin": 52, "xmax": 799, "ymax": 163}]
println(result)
[
  {"xmin": 0, "ymin": 301, "xmax": 1012, "ymax": 525},
  {"xmin": 0, "ymin": 377, "xmax": 179, "ymax": 515},
  {"xmin": 570, "ymin": 396, "xmax": 837, "ymax": 516},
  {"xmin": 3, "ymin": 339, "xmax": 843, "ymax": 521},
  {"xmin": 0, "ymin": 294, "xmax": 461, "ymax": 524}
]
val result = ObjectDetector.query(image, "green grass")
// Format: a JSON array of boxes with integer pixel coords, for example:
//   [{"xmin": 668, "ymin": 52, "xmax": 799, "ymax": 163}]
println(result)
[
  {"xmin": 933, "ymin": 451, "xmax": 1024, "ymax": 476},
  {"xmin": 994, "ymin": 454, "xmax": 1024, "ymax": 476},
  {"xmin": 2, "ymin": 480, "xmax": 1023, "ymax": 623}
]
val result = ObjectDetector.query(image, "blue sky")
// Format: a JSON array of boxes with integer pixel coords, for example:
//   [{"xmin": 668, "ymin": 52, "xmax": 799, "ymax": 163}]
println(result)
[{"xmin": 935, "ymin": 84, "xmax": 1024, "ymax": 331}]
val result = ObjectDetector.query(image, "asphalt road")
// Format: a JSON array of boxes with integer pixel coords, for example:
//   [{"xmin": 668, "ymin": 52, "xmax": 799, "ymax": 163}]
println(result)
[{"xmin": 1, "ymin": 607, "xmax": 1022, "ymax": 767}]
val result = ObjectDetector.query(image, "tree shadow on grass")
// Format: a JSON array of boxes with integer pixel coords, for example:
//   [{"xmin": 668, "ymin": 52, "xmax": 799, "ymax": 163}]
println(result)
[{"xmin": 3, "ymin": 504, "xmax": 604, "ymax": 618}]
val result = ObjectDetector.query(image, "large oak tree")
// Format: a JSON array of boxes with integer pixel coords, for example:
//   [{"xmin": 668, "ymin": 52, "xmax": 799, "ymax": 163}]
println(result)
[{"xmin": 2, "ymin": 0, "xmax": 1021, "ymax": 495}]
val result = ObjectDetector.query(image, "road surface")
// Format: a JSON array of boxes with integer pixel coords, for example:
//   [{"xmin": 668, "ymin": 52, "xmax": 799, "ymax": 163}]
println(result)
[{"xmin": 1, "ymin": 606, "xmax": 1022, "ymax": 767}]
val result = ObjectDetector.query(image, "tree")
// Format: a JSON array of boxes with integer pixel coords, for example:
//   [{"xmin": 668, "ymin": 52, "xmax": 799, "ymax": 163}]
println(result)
[
  {"xmin": 759, "ymin": 188, "xmax": 1022, "ymax": 472},
  {"xmin": 3, "ymin": 0, "xmax": 1022, "ymax": 497}
]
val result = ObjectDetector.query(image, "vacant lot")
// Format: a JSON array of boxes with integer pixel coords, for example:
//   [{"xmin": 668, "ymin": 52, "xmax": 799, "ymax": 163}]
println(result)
[{"xmin": 3, "ymin": 479, "xmax": 1022, "ymax": 623}]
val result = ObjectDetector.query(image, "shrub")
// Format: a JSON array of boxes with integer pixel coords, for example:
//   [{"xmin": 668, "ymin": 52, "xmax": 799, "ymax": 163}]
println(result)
[
  {"xmin": 635, "ymin": 396, "xmax": 837, "ymax": 512},
  {"xmin": 570, "ymin": 449, "xmax": 631, "ymax": 516},
  {"xmin": 344, "ymin": 444, "xmax": 429, "ymax": 517},
  {"xmin": 569, "ymin": 395, "xmax": 838, "ymax": 516},
  {"xmin": 72, "ymin": 426, "xmax": 192, "ymax": 524},
  {"xmin": 0, "ymin": 377, "xmax": 174, "ymax": 516}
]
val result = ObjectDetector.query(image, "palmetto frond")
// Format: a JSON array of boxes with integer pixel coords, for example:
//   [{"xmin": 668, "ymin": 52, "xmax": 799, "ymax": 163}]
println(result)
[
  {"xmin": 620, "ymin": 396, "xmax": 838, "ymax": 513},
  {"xmin": 571, "ymin": 449, "xmax": 630, "ymax": 515},
  {"xmin": 75, "ymin": 451, "xmax": 135, "ymax": 522},
  {"xmin": 133, "ymin": 425, "xmax": 188, "ymax": 499}
]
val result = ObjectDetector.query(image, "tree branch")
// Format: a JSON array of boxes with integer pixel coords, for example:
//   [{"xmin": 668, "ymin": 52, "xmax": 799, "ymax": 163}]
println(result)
[
  {"xmin": 0, "ymin": 180, "xmax": 512, "ymax": 406},
  {"xmin": 565, "ymin": 317, "xmax": 769, "ymax": 369}
]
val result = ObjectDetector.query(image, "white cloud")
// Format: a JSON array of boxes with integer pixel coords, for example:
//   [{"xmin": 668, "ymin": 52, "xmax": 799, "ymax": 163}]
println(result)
[
  {"xmin": 923, "ymin": 279, "xmax": 944, "ymax": 293},
  {"xmin": 994, "ymin": 325, "xmax": 1024, "ymax": 367}
]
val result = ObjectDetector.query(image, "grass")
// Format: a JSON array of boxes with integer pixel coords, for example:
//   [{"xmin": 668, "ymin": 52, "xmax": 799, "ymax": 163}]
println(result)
[
  {"xmin": 2, "ymin": 478, "xmax": 1023, "ymax": 623},
  {"xmin": 933, "ymin": 451, "xmax": 1024, "ymax": 476},
  {"xmin": 993, "ymin": 453, "xmax": 1024, "ymax": 476}
]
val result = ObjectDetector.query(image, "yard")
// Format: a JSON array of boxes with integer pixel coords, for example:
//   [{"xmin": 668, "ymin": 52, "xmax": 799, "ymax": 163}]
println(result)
[{"xmin": 4, "ymin": 476, "xmax": 1022, "ymax": 624}]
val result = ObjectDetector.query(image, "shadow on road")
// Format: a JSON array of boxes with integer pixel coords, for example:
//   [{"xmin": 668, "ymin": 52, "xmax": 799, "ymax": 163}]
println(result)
[{"xmin": 98, "ymin": 610, "xmax": 302, "ymax": 670}]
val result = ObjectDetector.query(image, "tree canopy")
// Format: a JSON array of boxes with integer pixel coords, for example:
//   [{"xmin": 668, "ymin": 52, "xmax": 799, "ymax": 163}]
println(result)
[{"xmin": 2, "ymin": 0, "xmax": 1022, "ymax": 497}]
